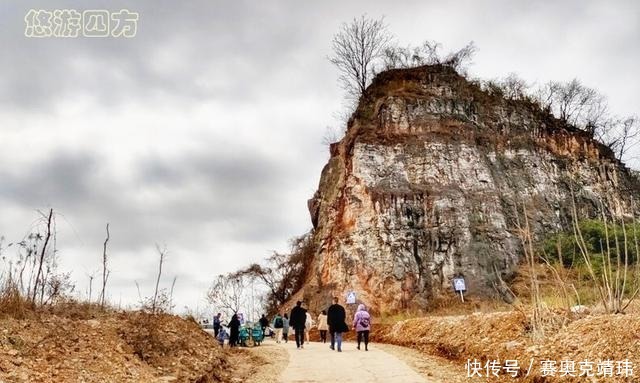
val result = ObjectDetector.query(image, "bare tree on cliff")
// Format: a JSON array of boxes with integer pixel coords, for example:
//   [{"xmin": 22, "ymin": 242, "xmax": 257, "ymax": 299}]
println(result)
[
  {"xmin": 535, "ymin": 79, "xmax": 609, "ymax": 136},
  {"xmin": 329, "ymin": 15, "xmax": 392, "ymax": 99},
  {"xmin": 535, "ymin": 79, "xmax": 639, "ymax": 162},
  {"xmin": 607, "ymin": 116, "xmax": 640, "ymax": 162},
  {"xmin": 382, "ymin": 40, "xmax": 476, "ymax": 74}
]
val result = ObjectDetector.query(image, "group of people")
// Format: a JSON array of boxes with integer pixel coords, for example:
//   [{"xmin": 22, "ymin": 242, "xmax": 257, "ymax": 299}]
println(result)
[
  {"xmin": 285, "ymin": 297, "xmax": 371, "ymax": 352},
  {"xmin": 212, "ymin": 296, "xmax": 372, "ymax": 351}
]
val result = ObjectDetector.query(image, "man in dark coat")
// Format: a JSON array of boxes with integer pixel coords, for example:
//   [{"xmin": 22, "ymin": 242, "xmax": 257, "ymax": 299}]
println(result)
[
  {"xmin": 228, "ymin": 313, "xmax": 241, "ymax": 348},
  {"xmin": 327, "ymin": 296, "xmax": 348, "ymax": 352},
  {"xmin": 289, "ymin": 301, "xmax": 307, "ymax": 349},
  {"xmin": 259, "ymin": 314, "xmax": 269, "ymax": 336}
]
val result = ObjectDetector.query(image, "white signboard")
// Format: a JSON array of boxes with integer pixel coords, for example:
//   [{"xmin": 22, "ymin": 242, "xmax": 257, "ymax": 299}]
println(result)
[
  {"xmin": 453, "ymin": 277, "xmax": 466, "ymax": 292},
  {"xmin": 346, "ymin": 291, "xmax": 356, "ymax": 304}
]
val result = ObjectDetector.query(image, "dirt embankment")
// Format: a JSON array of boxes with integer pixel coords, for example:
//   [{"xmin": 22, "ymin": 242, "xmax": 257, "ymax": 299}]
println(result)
[
  {"xmin": 380, "ymin": 311, "xmax": 640, "ymax": 382},
  {"xmin": 0, "ymin": 309, "xmax": 275, "ymax": 383}
]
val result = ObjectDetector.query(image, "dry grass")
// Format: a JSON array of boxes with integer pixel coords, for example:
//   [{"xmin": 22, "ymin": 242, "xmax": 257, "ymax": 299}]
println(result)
[
  {"xmin": 0, "ymin": 281, "xmax": 32, "ymax": 320},
  {"xmin": 381, "ymin": 310, "xmax": 640, "ymax": 382}
]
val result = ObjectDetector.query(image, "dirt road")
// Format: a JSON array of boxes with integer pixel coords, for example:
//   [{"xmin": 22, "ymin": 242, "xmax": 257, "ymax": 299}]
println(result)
[{"xmin": 276, "ymin": 340, "xmax": 432, "ymax": 383}]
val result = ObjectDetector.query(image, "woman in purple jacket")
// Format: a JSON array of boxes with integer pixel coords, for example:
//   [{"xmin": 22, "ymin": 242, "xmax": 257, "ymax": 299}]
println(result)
[{"xmin": 352, "ymin": 304, "xmax": 371, "ymax": 351}]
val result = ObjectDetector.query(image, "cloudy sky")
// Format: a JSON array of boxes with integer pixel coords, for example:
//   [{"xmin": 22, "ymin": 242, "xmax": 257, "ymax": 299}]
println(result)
[{"xmin": 0, "ymin": 0, "xmax": 638, "ymax": 315}]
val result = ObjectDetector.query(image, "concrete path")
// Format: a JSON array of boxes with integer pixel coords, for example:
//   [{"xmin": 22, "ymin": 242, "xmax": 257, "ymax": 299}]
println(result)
[{"xmin": 276, "ymin": 339, "xmax": 429, "ymax": 383}]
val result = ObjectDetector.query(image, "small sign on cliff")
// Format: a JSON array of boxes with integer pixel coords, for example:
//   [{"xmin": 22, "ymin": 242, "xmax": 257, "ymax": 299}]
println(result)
[
  {"xmin": 346, "ymin": 291, "xmax": 356, "ymax": 304},
  {"xmin": 453, "ymin": 277, "xmax": 466, "ymax": 302},
  {"xmin": 453, "ymin": 277, "xmax": 466, "ymax": 292}
]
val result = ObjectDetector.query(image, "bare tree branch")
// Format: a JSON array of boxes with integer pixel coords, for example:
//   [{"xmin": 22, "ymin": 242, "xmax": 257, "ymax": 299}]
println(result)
[
  {"xmin": 152, "ymin": 244, "xmax": 167, "ymax": 314},
  {"xmin": 329, "ymin": 15, "xmax": 392, "ymax": 100},
  {"xmin": 100, "ymin": 223, "xmax": 110, "ymax": 309},
  {"xmin": 32, "ymin": 208, "xmax": 53, "ymax": 305}
]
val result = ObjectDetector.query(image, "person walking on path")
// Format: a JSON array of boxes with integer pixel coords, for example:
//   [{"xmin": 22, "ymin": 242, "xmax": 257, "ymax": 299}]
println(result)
[
  {"xmin": 216, "ymin": 325, "xmax": 228, "ymax": 347},
  {"xmin": 304, "ymin": 311, "xmax": 314, "ymax": 343},
  {"xmin": 228, "ymin": 313, "xmax": 241, "ymax": 348},
  {"xmin": 289, "ymin": 301, "xmax": 307, "ymax": 349},
  {"xmin": 259, "ymin": 314, "xmax": 270, "ymax": 336},
  {"xmin": 213, "ymin": 313, "xmax": 222, "ymax": 337},
  {"xmin": 272, "ymin": 312, "xmax": 284, "ymax": 344},
  {"xmin": 317, "ymin": 310, "xmax": 328, "ymax": 343},
  {"xmin": 327, "ymin": 297, "xmax": 348, "ymax": 352},
  {"xmin": 353, "ymin": 303, "xmax": 371, "ymax": 351},
  {"xmin": 282, "ymin": 313, "xmax": 290, "ymax": 343}
]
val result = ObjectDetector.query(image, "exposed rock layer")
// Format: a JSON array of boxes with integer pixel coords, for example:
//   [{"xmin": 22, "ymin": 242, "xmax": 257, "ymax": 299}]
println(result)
[{"xmin": 302, "ymin": 65, "xmax": 640, "ymax": 314}]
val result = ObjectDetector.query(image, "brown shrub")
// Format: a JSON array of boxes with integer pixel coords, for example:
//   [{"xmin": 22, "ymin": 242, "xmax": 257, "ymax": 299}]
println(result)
[{"xmin": 0, "ymin": 280, "xmax": 33, "ymax": 319}]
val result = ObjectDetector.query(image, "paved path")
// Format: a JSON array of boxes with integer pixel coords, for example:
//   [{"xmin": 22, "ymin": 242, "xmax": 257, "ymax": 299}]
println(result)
[{"xmin": 276, "ymin": 340, "xmax": 430, "ymax": 383}]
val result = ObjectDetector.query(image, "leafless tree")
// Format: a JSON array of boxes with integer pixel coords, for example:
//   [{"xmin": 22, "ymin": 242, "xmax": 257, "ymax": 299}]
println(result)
[
  {"xmin": 534, "ymin": 79, "xmax": 640, "ymax": 163},
  {"xmin": 498, "ymin": 73, "xmax": 530, "ymax": 100},
  {"xmin": 607, "ymin": 116, "xmax": 640, "ymax": 161},
  {"xmin": 206, "ymin": 273, "xmax": 248, "ymax": 315},
  {"xmin": 329, "ymin": 15, "xmax": 393, "ymax": 99},
  {"xmin": 382, "ymin": 40, "xmax": 442, "ymax": 69},
  {"xmin": 99, "ymin": 223, "xmax": 110, "ymax": 309},
  {"xmin": 152, "ymin": 244, "xmax": 167, "ymax": 314},
  {"xmin": 169, "ymin": 276, "xmax": 177, "ymax": 311},
  {"xmin": 321, "ymin": 125, "xmax": 344, "ymax": 147},
  {"xmin": 381, "ymin": 44, "xmax": 415, "ymax": 70},
  {"xmin": 382, "ymin": 40, "xmax": 476, "ymax": 74},
  {"xmin": 32, "ymin": 209, "xmax": 53, "ymax": 305},
  {"xmin": 87, "ymin": 271, "xmax": 95, "ymax": 301},
  {"xmin": 535, "ymin": 79, "xmax": 609, "ymax": 136},
  {"xmin": 442, "ymin": 41, "xmax": 476, "ymax": 74},
  {"xmin": 234, "ymin": 232, "xmax": 316, "ymax": 314}
]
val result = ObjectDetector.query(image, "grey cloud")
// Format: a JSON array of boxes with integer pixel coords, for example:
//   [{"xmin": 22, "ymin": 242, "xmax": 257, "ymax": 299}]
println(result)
[
  {"xmin": 0, "ymin": 144, "xmax": 305, "ymax": 252},
  {"xmin": 0, "ymin": 151, "xmax": 102, "ymax": 208},
  {"xmin": 0, "ymin": 0, "xmax": 317, "ymax": 111}
]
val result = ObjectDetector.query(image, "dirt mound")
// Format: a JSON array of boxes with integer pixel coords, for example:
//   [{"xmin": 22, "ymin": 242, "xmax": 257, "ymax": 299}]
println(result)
[
  {"xmin": 381, "ymin": 311, "xmax": 640, "ymax": 382},
  {"xmin": 0, "ymin": 311, "xmax": 231, "ymax": 383}
]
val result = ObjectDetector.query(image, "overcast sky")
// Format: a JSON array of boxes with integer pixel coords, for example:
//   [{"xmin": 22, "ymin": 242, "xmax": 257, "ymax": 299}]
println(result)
[{"xmin": 0, "ymin": 0, "xmax": 638, "ymax": 316}]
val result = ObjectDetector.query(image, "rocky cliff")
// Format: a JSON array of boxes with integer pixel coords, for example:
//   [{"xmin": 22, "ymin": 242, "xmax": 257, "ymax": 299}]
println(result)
[{"xmin": 301, "ymin": 65, "xmax": 640, "ymax": 314}]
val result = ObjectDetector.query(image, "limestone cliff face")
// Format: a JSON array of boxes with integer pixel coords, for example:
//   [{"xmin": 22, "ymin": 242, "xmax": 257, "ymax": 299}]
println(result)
[{"xmin": 302, "ymin": 65, "xmax": 640, "ymax": 314}]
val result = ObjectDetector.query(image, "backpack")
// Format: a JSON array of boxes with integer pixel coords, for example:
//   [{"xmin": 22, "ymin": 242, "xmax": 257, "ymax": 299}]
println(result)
[
  {"xmin": 275, "ymin": 317, "xmax": 283, "ymax": 328},
  {"xmin": 359, "ymin": 316, "xmax": 370, "ymax": 328}
]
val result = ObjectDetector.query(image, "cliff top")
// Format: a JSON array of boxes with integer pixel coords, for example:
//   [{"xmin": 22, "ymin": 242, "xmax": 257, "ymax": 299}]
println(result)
[{"xmin": 341, "ymin": 64, "xmax": 621, "ymax": 166}]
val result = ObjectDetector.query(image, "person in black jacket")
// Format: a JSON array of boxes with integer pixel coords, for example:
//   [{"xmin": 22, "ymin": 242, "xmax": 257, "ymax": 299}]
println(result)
[
  {"xmin": 289, "ymin": 301, "xmax": 307, "ymax": 349},
  {"xmin": 259, "ymin": 314, "xmax": 269, "ymax": 336},
  {"xmin": 213, "ymin": 313, "xmax": 222, "ymax": 337},
  {"xmin": 327, "ymin": 296, "xmax": 348, "ymax": 352},
  {"xmin": 228, "ymin": 313, "xmax": 241, "ymax": 348}
]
